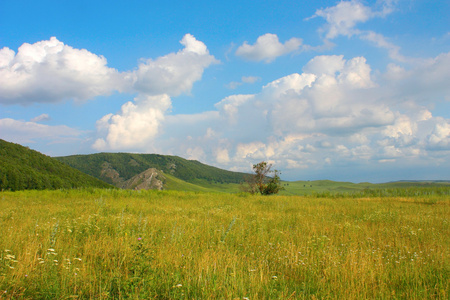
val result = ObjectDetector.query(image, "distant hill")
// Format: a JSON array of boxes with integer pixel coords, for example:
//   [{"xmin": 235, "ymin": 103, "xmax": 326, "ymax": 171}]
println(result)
[
  {"xmin": 281, "ymin": 179, "xmax": 450, "ymax": 196},
  {"xmin": 0, "ymin": 139, "xmax": 113, "ymax": 191},
  {"xmin": 55, "ymin": 152, "xmax": 249, "ymax": 190}
]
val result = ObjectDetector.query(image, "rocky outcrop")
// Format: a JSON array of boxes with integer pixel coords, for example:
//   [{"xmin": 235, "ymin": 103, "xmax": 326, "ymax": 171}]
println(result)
[
  {"xmin": 120, "ymin": 168, "xmax": 165, "ymax": 190},
  {"xmin": 100, "ymin": 162, "xmax": 165, "ymax": 190},
  {"xmin": 100, "ymin": 162, "xmax": 124, "ymax": 186}
]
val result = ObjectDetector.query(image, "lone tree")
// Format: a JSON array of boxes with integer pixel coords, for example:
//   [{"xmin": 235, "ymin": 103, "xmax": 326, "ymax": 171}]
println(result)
[{"xmin": 243, "ymin": 161, "xmax": 283, "ymax": 195}]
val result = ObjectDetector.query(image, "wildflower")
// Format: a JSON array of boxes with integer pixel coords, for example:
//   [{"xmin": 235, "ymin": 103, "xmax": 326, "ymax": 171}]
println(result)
[
  {"xmin": 175, "ymin": 284, "xmax": 182, "ymax": 288},
  {"xmin": 272, "ymin": 276, "xmax": 278, "ymax": 280},
  {"xmin": 138, "ymin": 237, "xmax": 142, "ymax": 241}
]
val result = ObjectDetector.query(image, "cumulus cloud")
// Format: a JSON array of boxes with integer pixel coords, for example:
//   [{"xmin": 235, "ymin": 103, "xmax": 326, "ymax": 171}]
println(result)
[
  {"xmin": 236, "ymin": 33, "xmax": 303, "ymax": 63},
  {"xmin": 130, "ymin": 34, "xmax": 219, "ymax": 96},
  {"xmin": 4, "ymin": 33, "xmax": 447, "ymax": 181},
  {"xmin": 0, "ymin": 37, "xmax": 125, "ymax": 105},
  {"xmin": 93, "ymin": 94, "xmax": 172, "ymax": 151},
  {"xmin": 426, "ymin": 118, "xmax": 450, "ymax": 150},
  {"xmin": 303, "ymin": 55, "xmax": 346, "ymax": 75},
  {"xmin": 90, "ymin": 34, "xmax": 219, "ymax": 151},
  {"xmin": 261, "ymin": 56, "xmax": 377, "ymax": 135},
  {"xmin": 105, "ymin": 52, "xmax": 448, "ymax": 181},
  {"xmin": 0, "ymin": 34, "xmax": 218, "ymax": 105}
]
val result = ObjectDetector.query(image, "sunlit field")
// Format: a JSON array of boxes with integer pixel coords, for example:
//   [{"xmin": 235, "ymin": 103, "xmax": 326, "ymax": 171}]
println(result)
[{"xmin": 0, "ymin": 189, "xmax": 448, "ymax": 299}]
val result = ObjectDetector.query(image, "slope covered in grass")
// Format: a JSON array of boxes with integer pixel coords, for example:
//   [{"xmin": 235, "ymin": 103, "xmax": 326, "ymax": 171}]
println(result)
[
  {"xmin": 0, "ymin": 139, "xmax": 113, "ymax": 191},
  {"xmin": 0, "ymin": 189, "xmax": 448, "ymax": 298},
  {"xmin": 55, "ymin": 153, "xmax": 248, "ymax": 188}
]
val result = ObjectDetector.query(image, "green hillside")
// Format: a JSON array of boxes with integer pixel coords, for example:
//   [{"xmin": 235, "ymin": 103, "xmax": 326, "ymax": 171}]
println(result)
[
  {"xmin": 55, "ymin": 152, "xmax": 249, "ymax": 189},
  {"xmin": 0, "ymin": 139, "xmax": 113, "ymax": 191}
]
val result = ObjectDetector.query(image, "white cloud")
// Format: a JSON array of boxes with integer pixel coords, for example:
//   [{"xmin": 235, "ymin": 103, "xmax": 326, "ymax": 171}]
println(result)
[
  {"xmin": 112, "ymin": 52, "xmax": 449, "ymax": 179},
  {"xmin": 242, "ymin": 76, "xmax": 260, "ymax": 84},
  {"xmin": 382, "ymin": 52, "xmax": 450, "ymax": 103},
  {"xmin": 30, "ymin": 113, "xmax": 51, "ymax": 122},
  {"xmin": 91, "ymin": 34, "xmax": 219, "ymax": 151},
  {"xmin": 360, "ymin": 31, "xmax": 407, "ymax": 62},
  {"xmin": 262, "ymin": 73, "xmax": 316, "ymax": 96},
  {"xmin": 215, "ymin": 94, "xmax": 255, "ymax": 125},
  {"xmin": 427, "ymin": 118, "xmax": 450, "ymax": 150},
  {"xmin": 4, "ymin": 34, "xmax": 447, "ymax": 181},
  {"xmin": 311, "ymin": 0, "xmax": 409, "ymax": 62},
  {"xmin": 303, "ymin": 55, "xmax": 346, "ymax": 76},
  {"xmin": 215, "ymin": 147, "xmax": 230, "ymax": 164},
  {"xmin": 130, "ymin": 34, "xmax": 219, "ymax": 96},
  {"xmin": 235, "ymin": 142, "xmax": 267, "ymax": 160},
  {"xmin": 235, "ymin": 33, "xmax": 303, "ymax": 63},
  {"xmin": 0, "ymin": 34, "xmax": 218, "ymax": 105},
  {"xmin": 312, "ymin": 0, "xmax": 372, "ymax": 39},
  {"xmin": 93, "ymin": 94, "xmax": 171, "ymax": 151},
  {"xmin": 185, "ymin": 146, "xmax": 206, "ymax": 161},
  {"xmin": 0, "ymin": 118, "xmax": 81, "ymax": 144},
  {"xmin": 312, "ymin": 0, "xmax": 396, "ymax": 39},
  {"xmin": 0, "ymin": 37, "xmax": 125, "ymax": 105},
  {"xmin": 227, "ymin": 76, "xmax": 260, "ymax": 89}
]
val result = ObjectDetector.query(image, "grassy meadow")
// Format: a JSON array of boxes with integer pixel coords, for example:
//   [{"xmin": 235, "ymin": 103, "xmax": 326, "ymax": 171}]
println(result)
[{"xmin": 0, "ymin": 189, "xmax": 448, "ymax": 299}]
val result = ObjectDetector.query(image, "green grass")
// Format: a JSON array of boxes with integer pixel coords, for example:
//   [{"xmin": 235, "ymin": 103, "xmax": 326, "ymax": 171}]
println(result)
[
  {"xmin": 162, "ymin": 174, "xmax": 242, "ymax": 193},
  {"xmin": 173, "ymin": 178, "xmax": 450, "ymax": 196},
  {"xmin": 0, "ymin": 189, "xmax": 448, "ymax": 299},
  {"xmin": 161, "ymin": 173, "xmax": 216, "ymax": 192},
  {"xmin": 281, "ymin": 180, "xmax": 450, "ymax": 196}
]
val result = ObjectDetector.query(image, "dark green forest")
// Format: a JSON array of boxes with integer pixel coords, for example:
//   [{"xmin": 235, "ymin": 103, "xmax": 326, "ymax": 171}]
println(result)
[{"xmin": 0, "ymin": 139, "xmax": 112, "ymax": 191}]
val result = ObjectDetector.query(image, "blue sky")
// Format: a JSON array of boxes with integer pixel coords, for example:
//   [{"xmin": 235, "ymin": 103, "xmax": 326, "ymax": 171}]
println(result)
[{"xmin": 1, "ymin": 0, "xmax": 449, "ymax": 182}]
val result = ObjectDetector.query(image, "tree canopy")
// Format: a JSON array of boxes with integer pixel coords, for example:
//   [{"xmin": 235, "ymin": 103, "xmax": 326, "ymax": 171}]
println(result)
[{"xmin": 243, "ymin": 161, "xmax": 283, "ymax": 195}]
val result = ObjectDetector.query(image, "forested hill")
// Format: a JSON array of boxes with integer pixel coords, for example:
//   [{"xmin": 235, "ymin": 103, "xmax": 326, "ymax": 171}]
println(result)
[
  {"xmin": 55, "ymin": 152, "xmax": 248, "ymax": 186},
  {"xmin": 0, "ymin": 139, "xmax": 113, "ymax": 191}
]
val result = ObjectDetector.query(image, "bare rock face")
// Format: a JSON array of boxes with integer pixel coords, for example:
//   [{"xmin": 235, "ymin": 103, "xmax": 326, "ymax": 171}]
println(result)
[
  {"xmin": 100, "ymin": 162, "xmax": 125, "ymax": 186},
  {"xmin": 100, "ymin": 162, "xmax": 165, "ymax": 190},
  {"xmin": 121, "ymin": 168, "xmax": 166, "ymax": 190}
]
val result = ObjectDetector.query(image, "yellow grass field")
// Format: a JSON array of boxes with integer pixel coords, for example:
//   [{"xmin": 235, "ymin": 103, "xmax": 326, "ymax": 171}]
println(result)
[{"xmin": 0, "ymin": 189, "xmax": 448, "ymax": 299}]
